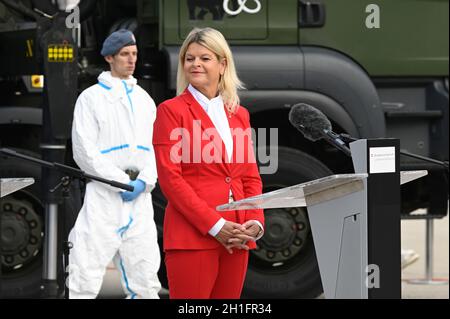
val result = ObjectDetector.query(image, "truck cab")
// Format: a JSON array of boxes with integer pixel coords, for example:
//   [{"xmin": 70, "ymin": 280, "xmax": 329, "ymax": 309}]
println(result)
[{"xmin": 0, "ymin": 0, "xmax": 448, "ymax": 298}]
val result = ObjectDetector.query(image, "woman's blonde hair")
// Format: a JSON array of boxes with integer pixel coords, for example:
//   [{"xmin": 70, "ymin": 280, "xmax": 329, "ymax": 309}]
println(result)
[{"xmin": 177, "ymin": 27, "xmax": 244, "ymax": 113}]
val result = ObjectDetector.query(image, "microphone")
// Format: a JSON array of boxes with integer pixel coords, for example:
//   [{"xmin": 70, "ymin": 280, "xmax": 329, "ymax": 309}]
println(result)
[
  {"xmin": 288, "ymin": 103, "xmax": 449, "ymax": 170},
  {"xmin": 288, "ymin": 103, "xmax": 352, "ymax": 157}
]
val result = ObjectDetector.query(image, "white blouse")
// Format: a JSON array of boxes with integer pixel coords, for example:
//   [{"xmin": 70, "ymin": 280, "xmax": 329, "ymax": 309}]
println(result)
[{"xmin": 188, "ymin": 84, "xmax": 233, "ymax": 162}]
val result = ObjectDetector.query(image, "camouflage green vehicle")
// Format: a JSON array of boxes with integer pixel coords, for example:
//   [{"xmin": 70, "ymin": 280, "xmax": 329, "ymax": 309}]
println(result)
[{"xmin": 0, "ymin": 0, "xmax": 448, "ymax": 298}]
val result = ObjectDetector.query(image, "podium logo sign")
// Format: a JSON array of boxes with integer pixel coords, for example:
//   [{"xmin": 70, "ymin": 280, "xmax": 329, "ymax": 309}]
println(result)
[{"xmin": 369, "ymin": 147, "xmax": 396, "ymax": 174}]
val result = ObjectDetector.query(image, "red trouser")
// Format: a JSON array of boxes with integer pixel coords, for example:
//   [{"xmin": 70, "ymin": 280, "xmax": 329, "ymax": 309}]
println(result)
[{"xmin": 165, "ymin": 246, "xmax": 249, "ymax": 299}]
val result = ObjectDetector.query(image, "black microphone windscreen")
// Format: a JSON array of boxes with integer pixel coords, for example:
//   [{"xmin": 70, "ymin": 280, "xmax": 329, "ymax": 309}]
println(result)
[{"xmin": 288, "ymin": 103, "xmax": 332, "ymax": 141}]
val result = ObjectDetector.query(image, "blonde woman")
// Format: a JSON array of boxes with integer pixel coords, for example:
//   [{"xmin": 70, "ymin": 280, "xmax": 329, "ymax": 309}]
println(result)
[{"xmin": 153, "ymin": 27, "xmax": 264, "ymax": 299}]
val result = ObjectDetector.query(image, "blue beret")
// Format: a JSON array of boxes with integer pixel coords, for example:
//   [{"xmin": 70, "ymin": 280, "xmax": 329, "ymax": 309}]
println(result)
[{"xmin": 101, "ymin": 29, "xmax": 136, "ymax": 56}]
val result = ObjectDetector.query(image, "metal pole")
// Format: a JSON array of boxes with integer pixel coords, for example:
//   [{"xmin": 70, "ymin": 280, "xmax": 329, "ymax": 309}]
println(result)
[
  {"xmin": 41, "ymin": 203, "xmax": 60, "ymax": 296},
  {"xmin": 43, "ymin": 203, "xmax": 58, "ymax": 280},
  {"xmin": 425, "ymin": 219, "xmax": 434, "ymax": 281},
  {"xmin": 408, "ymin": 219, "xmax": 448, "ymax": 285}
]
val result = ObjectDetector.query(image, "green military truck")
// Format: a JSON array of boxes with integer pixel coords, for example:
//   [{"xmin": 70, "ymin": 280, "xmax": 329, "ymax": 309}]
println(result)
[{"xmin": 0, "ymin": 0, "xmax": 448, "ymax": 298}]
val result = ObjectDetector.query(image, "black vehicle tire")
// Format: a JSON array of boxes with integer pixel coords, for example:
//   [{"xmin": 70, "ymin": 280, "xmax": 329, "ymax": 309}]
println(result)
[
  {"xmin": 242, "ymin": 146, "xmax": 333, "ymax": 299},
  {"xmin": 0, "ymin": 149, "xmax": 44, "ymax": 298}
]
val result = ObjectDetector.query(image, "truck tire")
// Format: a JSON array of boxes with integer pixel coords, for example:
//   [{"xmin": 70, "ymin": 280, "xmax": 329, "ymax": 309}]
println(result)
[
  {"xmin": 242, "ymin": 146, "xmax": 333, "ymax": 299},
  {"xmin": 0, "ymin": 149, "xmax": 44, "ymax": 298}
]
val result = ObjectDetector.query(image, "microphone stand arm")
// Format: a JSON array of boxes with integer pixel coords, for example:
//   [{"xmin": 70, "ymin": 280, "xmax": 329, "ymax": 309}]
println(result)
[
  {"xmin": 399, "ymin": 151, "xmax": 449, "ymax": 170},
  {"xmin": 0, "ymin": 148, "xmax": 133, "ymax": 191}
]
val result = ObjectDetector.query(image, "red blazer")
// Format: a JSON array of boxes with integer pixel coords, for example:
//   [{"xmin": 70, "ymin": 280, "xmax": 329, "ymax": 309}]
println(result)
[{"xmin": 153, "ymin": 89, "xmax": 264, "ymax": 251}]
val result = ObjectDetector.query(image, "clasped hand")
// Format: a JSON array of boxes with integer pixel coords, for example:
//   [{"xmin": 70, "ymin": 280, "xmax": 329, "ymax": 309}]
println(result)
[{"xmin": 215, "ymin": 221, "xmax": 261, "ymax": 254}]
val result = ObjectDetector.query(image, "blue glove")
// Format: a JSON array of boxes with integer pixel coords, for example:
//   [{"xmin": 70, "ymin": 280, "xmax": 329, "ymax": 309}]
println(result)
[{"xmin": 120, "ymin": 179, "xmax": 146, "ymax": 202}]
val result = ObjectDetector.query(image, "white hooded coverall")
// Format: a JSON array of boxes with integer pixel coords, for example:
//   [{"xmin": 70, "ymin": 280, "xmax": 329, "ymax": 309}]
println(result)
[{"xmin": 68, "ymin": 71, "xmax": 161, "ymax": 299}]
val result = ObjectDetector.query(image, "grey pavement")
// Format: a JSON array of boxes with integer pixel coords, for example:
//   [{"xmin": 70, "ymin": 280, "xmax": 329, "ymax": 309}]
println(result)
[{"xmin": 401, "ymin": 213, "xmax": 449, "ymax": 299}]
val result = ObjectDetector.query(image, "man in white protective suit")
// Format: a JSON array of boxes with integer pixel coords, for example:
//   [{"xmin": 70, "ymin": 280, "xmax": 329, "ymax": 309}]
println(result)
[{"xmin": 68, "ymin": 29, "xmax": 161, "ymax": 299}]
